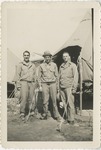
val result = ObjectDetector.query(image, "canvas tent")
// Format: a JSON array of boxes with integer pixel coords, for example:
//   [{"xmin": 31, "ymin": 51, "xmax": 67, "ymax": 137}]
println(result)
[
  {"xmin": 7, "ymin": 49, "xmax": 21, "ymax": 97},
  {"xmin": 53, "ymin": 10, "xmax": 93, "ymax": 82},
  {"xmin": 7, "ymin": 49, "xmax": 21, "ymax": 82},
  {"xmin": 52, "ymin": 10, "xmax": 93, "ymax": 112}
]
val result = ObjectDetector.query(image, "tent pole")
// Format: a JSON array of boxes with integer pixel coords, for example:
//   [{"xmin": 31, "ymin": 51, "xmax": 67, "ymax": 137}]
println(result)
[
  {"xmin": 79, "ymin": 55, "xmax": 82, "ymax": 116},
  {"xmin": 14, "ymin": 65, "xmax": 17, "ymax": 97}
]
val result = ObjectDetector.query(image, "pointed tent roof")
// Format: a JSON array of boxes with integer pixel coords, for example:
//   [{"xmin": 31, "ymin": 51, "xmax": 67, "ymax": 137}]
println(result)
[
  {"xmin": 54, "ymin": 12, "xmax": 92, "ymax": 60},
  {"xmin": 53, "ymin": 11, "xmax": 93, "ymax": 82}
]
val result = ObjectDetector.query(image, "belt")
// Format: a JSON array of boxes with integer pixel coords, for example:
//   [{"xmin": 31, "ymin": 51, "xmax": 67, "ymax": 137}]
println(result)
[
  {"xmin": 21, "ymin": 80, "xmax": 34, "ymax": 83},
  {"xmin": 42, "ymin": 82, "xmax": 56, "ymax": 85},
  {"xmin": 47, "ymin": 83, "xmax": 51, "ymax": 85},
  {"xmin": 27, "ymin": 81, "xmax": 33, "ymax": 83}
]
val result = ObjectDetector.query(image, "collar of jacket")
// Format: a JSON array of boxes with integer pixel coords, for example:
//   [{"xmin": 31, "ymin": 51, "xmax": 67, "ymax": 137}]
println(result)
[
  {"xmin": 22, "ymin": 61, "xmax": 32, "ymax": 68},
  {"xmin": 61, "ymin": 61, "xmax": 71, "ymax": 68},
  {"xmin": 44, "ymin": 61, "xmax": 52, "ymax": 66}
]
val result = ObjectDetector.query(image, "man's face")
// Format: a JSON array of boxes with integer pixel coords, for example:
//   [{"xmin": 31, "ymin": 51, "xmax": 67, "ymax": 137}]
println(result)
[
  {"xmin": 23, "ymin": 52, "xmax": 30, "ymax": 62},
  {"xmin": 63, "ymin": 53, "xmax": 70, "ymax": 63},
  {"xmin": 44, "ymin": 55, "xmax": 51, "ymax": 63}
]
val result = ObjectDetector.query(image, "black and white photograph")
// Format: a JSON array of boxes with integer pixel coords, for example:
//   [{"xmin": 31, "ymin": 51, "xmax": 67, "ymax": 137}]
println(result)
[{"xmin": 1, "ymin": 1, "xmax": 100, "ymax": 149}]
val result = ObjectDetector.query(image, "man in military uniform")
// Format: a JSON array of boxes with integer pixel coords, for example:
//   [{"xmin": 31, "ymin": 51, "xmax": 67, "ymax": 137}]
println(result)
[
  {"xmin": 38, "ymin": 51, "xmax": 60, "ymax": 121},
  {"xmin": 59, "ymin": 52, "xmax": 78, "ymax": 125},
  {"xmin": 16, "ymin": 51, "xmax": 36, "ymax": 121}
]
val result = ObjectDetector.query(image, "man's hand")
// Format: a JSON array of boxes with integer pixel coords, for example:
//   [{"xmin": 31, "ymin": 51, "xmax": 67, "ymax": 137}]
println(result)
[
  {"xmin": 72, "ymin": 89, "xmax": 76, "ymax": 95},
  {"xmin": 59, "ymin": 102, "xmax": 64, "ymax": 108},
  {"xmin": 39, "ymin": 86, "xmax": 42, "ymax": 92},
  {"xmin": 16, "ymin": 81, "xmax": 21, "ymax": 91},
  {"xmin": 17, "ymin": 87, "xmax": 21, "ymax": 91}
]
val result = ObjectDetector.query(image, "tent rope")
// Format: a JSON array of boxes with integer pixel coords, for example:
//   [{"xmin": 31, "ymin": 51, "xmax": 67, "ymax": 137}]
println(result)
[
  {"xmin": 81, "ymin": 57, "xmax": 93, "ymax": 71},
  {"xmin": 8, "ymin": 89, "xmax": 15, "ymax": 98}
]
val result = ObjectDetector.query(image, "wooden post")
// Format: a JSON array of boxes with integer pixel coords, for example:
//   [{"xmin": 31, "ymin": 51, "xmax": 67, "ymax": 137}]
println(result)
[{"xmin": 79, "ymin": 55, "xmax": 82, "ymax": 115}]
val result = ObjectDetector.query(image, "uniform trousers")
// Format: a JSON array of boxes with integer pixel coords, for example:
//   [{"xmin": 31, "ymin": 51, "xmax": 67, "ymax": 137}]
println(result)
[
  {"xmin": 42, "ymin": 82, "xmax": 59, "ymax": 118},
  {"xmin": 20, "ymin": 81, "xmax": 36, "ymax": 114},
  {"xmin": 60, "ymin": 87, "xmax": 75, "ymax": 121}
]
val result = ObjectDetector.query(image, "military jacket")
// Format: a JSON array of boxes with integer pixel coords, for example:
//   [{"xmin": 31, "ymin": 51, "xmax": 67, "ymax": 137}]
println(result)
[
  {"xmin": 38, "ymin": 61, "xmax": 59, "ymax": 87},
  {"xmin": 16, "ymin": 61, "xmax": 36, "ymax": 85},
  {"xmin": 59, "ymin": 61, "xmax": 78, "ymax": 91}
]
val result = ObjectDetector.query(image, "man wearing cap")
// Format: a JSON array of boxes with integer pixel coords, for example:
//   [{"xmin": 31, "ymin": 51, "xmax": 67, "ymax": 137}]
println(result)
[
  {"xmin": 59, "ymin": 52, "xmax": 78, "ymax": 125},
  {"xmin": 38, "ymin": 51, "xmax": 60, "ymax": 121},
  {"xmin": 16, "ymin": 51, "xmax": 36, "ymax": 121}
]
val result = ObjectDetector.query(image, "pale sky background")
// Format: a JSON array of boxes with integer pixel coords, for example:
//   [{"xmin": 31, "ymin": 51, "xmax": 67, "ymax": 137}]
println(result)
[{"xmin": 7, "ymin": 6, "xmax": 90, "ymax": 61}]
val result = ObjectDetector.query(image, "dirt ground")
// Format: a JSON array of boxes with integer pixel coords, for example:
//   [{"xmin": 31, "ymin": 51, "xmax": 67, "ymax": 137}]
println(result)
[{"xmin": 7, "ymin": 98, "xmax": 93, "ymax": 141}]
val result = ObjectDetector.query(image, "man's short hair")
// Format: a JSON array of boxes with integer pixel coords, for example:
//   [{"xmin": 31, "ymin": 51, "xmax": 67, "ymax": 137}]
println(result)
[
  {"xmin": 23, "ymin": 51, "xmax": 30, "ymax": 56},
  {"xmin": 63, "ymin": 51, "xmax": 70, "ymax": 56}
]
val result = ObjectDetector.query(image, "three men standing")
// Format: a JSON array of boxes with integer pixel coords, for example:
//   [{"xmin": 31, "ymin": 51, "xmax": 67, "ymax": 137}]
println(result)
[
  {"xmin": 16, "ymin": 51, "xmax": 36, "ymax": 121},
  {"xmin": 16, "ymin": 50, "xmax": 78, "ymax": 124}
]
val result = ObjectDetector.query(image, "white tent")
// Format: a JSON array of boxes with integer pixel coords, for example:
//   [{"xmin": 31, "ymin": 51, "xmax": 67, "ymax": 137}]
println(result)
[
  {"xmin": 7, "ymin": 49, "xmax": 21, "ymax": 83},
  {"xmin": 52, "ymin": 10, "xmax": 93, "ymax": 113},
  {"xmin": 53, "ymin": 10, "xmax": 93, "ymax": 82}
]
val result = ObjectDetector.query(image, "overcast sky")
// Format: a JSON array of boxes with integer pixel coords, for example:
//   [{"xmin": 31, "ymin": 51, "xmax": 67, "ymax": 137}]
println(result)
[{"xmin": 7, "ymin": 6, "xmax": 90, "ymax": 61}]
